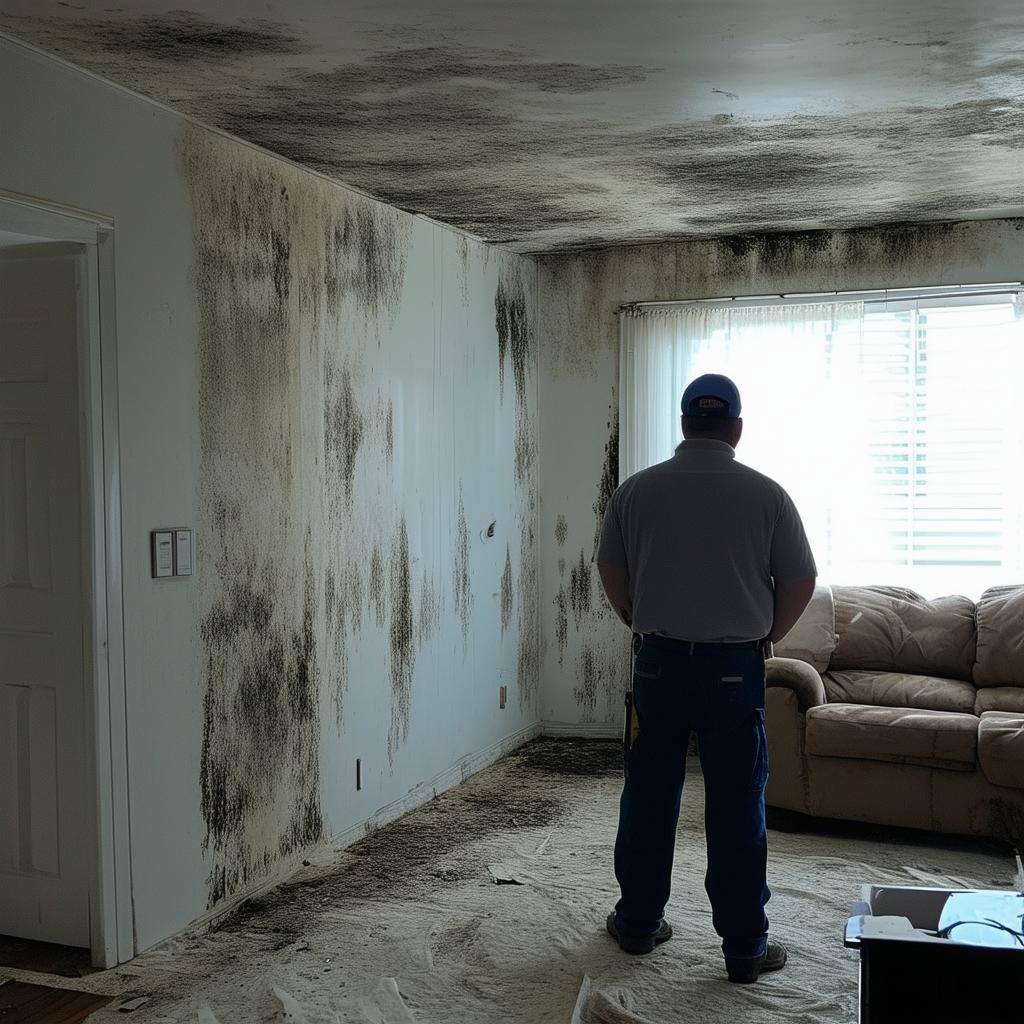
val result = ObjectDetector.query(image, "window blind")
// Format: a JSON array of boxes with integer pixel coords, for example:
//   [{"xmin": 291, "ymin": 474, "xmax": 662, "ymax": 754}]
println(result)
[{"xmin": 619, "ymin": 289, "xmax": 1024, "ymax": 599}]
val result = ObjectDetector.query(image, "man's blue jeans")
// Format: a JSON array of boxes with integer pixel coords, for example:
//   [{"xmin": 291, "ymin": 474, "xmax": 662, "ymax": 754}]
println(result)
[{"xmin": 613, "ymin": 634, "xmax": 770, "ymax": 959}]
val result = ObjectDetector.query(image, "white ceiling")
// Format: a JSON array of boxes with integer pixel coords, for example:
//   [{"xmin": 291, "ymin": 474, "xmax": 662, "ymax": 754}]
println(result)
[{"xmin": 4, "ymin": 1, "xmax": 1024, "ymax": 252}]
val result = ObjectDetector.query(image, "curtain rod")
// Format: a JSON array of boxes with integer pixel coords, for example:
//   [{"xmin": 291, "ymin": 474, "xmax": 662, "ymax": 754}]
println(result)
[{"xmin": 619, "ymin": 283, "xmax": 1023, "ymax": 312}]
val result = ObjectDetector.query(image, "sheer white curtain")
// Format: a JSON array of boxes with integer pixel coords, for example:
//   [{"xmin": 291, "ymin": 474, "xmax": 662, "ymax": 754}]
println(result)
[
  {"xmin": 619, "ymin": 301, "xmax": 867, "ymax": 588},
  {"xmin": 619, "ymin": 297, "xmax": 1024, "ymax": 598}
]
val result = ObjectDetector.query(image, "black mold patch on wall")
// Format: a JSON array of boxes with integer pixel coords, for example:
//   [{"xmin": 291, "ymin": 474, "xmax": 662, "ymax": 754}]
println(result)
[
  {"xmin": 516, "ymin": 509, "xmax": 540, "ymax": 708},
  {"xmin": 388, "ymin": 517, "xmax": 415, "ymax": 757},
  {"xmin": 554, "ymin": 587, "xmax": 569, "ymax": 664},
  {"xmin": 324, "ymin": 360, "xmax": 365, "ymax": 506},
  {"xmin": 495, "ymin": 262, "xmax": 539, "ymax": 709},
  {"xmin": 331, "ymin": 204, "xmax": 410, "ymax": 318},
  {"xmin": 495, "ymin": 272, "xmax": 536, "ymax": 487},
  {"xmin": 592, "ymin": 405, "xmax": 619, "ymax": 555},
  {"xmin": 453, "ymin": 487, "xmax": 473, "ymax": 643},
  {"xmin": 417, "ymin": 571, "xmax": 441, "ymax": 647},
  {"xmin": 199, "ymin": 541, "xmax": 322, "ymax": 908},
  {"xmin": 555, "ymin": 514, "xmax": 568, "ymax": 547},
  {"xmin": 379, "ymin": 396, "xmax": 395, "ymax": 464},
  {"xmin": 568, "ymin": 550, "xmax": 593, "ymax": 627},
  {"xmin": 573, "ymin": 648, "xmax": 600, "ymax": 716},
  {"xmin": 500, "ymin": 545, "xmax": 514, "ymax": 635},
  {"xmin": 369, "ymin": 544, "xmax": 387, "ymax": 628},
  {"xmin": 184, "ymin": 127, "xmax": 326, "ymax": 908}
]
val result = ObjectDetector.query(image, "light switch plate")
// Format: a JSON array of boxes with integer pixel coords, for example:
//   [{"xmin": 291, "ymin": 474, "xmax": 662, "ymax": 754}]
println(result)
[
  {"xmin": 175, "ymin": 529, "xmax": 194, "ymax": 576},
  {"xmin": 151, "ymin": 531, "xmax": 174, "ymax": 578}
]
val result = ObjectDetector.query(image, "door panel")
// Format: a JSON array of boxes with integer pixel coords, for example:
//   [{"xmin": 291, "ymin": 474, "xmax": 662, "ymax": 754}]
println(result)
[{"xmin": 0, "ymin": 247, "xmax": 90, "ymax": 947}]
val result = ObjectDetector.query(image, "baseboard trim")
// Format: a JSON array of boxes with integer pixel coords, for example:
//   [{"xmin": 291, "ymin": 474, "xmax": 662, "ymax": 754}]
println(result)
[
  {"xmin": 330, "ymin": 722, "xmax": 542, "ymax": 850},
  {"xmin": 541, "ymin": 720, "xmax": 620, "ymax": 739}
]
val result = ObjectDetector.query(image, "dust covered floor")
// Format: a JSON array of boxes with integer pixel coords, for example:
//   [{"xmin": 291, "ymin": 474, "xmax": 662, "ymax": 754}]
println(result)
[{"xmin": 6, "ymin": 739, "xmax": 1017, "ymax": 1023}]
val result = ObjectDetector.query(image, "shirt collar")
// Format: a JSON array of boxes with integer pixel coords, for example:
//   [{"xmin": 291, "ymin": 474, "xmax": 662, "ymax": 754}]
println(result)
[{"xmin": 674, "ymin": 439, "xmax": 736, "ymax": 459}]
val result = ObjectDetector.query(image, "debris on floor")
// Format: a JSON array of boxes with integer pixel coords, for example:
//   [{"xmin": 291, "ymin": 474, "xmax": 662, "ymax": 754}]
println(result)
[
  {"xmin": 118, "ymin": 995, "xmax": 151, "ymax": 1012},
  {"xmin": 487, "ymin": 864, "xmax": 524, "ymax": 885},
  {"xmin": 7, "ymin": 740, "xmax": 1012, "ymax": 1024}
]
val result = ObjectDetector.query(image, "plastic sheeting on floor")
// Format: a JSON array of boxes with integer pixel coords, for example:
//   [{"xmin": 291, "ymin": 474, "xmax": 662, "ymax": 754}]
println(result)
[{"xmin": 5, "ymin": 740, "xmax": 1016, "ymax": 1024}]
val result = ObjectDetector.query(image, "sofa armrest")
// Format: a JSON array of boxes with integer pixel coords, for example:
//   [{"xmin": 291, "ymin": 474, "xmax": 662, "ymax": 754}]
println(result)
[
  {"xmin": 766, "ymin": 656, "xmax": 827, "ymax": 711},
  {"xmin": 979, "ymin": 712, "xmax": 1024, "ymax": 790}
]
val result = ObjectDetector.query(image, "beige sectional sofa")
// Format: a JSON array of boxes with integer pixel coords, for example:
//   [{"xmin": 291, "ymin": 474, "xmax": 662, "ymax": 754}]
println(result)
[{"xmin": 766, "ymin": 584, "xmax": 1024, "ymax": 845}]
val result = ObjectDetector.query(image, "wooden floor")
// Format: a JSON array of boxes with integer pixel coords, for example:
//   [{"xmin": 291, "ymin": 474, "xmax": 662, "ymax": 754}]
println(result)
[
  {"xmin": 0, "ymin": 938, "xmax": 93, "ymax": 980},
  {"xmin": 0, "ymin": 981, "xmax": 109, "ymax": 1024}
]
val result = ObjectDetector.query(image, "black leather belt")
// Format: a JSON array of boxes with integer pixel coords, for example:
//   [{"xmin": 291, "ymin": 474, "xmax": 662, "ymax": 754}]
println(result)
[{"xmin": 637, "ymin": 633, "xmax": 769, "ymax": 654}]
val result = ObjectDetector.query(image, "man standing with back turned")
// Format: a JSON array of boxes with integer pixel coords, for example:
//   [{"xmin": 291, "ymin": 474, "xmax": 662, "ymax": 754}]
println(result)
[{"xmin": 597, "ymin": 373, "xmax": 816, "ymax": 984}]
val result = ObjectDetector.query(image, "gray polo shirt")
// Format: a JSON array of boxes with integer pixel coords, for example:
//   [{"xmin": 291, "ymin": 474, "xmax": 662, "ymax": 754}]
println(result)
[{"xmin": 598, "ymin": 439, "xmax": 817, "ymax": 642}]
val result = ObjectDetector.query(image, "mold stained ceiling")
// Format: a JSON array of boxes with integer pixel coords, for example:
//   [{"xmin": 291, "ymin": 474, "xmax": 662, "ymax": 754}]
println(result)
[{"xmin": 4, "ymin": 1, "xmax": 1024, "ymax": 253}]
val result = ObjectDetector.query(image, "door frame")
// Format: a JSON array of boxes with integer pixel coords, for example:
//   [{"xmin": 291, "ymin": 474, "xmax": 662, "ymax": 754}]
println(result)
[{"xmin": 0, "ymin": 191, "xmax": 132, "ymax": 967}]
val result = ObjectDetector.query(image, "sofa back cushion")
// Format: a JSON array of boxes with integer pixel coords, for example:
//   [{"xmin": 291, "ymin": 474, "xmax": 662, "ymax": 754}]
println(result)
[
  {"xmin": 831, "ymin": 586, "xmax": 976, "ymax": 680},
  {"xmin": 823, "ymin": 670, "xmax": 977, "ymax": 715},
  {"xmin": 773, "ymin": 584, "xmax": 836, "ymax": 672},
  {"xmin": 973, "ymin": 586, "xmax": 1024, "ymax": 688}
]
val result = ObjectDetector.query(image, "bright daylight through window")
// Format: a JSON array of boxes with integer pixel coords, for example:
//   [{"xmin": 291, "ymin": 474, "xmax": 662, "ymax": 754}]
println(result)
[{"xmin": 619, "ymin": 287, "xmax": 1024, "ymax": 599}]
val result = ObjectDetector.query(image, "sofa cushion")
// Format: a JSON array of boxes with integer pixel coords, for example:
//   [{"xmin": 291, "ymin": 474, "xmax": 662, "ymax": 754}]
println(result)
[
  {"xmin": 978, "ymin": 712, "xmax": 1024, "ymax": 789},
  {"xmin": 974, "ymin": 586, "xmax": 1024, "ymax": 688},
  {"xmin": 975, "ymin": 687, "xmax": 1024, "ymax": 716},
  {"xmin": 831, "ymin": 586, "xmax": 976, "ymax": 680},
  {"xmin": 805, "ymin": 704, "xmax": 978, "ymax": 771},
  {"xmin": 823, "ymin": 670, "xmax": 977, "ymax": 715},
  {"xmin": 773, "ymin": 584, "xmax": 836, "ymax": 673}
]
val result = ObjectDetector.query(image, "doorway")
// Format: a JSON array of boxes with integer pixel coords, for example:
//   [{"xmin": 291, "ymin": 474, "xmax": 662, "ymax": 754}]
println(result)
[{"xmin": 0, "ymin": 194, "xmax": 131, "ymax": 969}]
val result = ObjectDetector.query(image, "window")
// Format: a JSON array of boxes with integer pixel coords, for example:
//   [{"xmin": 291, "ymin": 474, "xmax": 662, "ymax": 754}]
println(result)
[{"xmin": 619, "ymin": 287, "xmax": 1024, "ymax": 599}]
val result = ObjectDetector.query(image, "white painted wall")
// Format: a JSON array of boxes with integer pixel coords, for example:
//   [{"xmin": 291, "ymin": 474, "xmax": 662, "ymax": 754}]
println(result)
[
  {"xmin": 1, "ymin": 38, "xmax": 539, "ymax": 954},
  {"xmin": 537, "ymin": 222, "xmax": 1024, "ymax": 733}
]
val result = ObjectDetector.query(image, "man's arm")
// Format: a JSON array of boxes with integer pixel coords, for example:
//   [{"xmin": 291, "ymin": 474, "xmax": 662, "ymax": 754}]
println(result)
[
  {"xmin": 769, "ymin": 576, "xmax": 816, "ymax": 642},
  {"xmin": 598, "ymin": 564, "xmax": 633, "ymax": 629}
]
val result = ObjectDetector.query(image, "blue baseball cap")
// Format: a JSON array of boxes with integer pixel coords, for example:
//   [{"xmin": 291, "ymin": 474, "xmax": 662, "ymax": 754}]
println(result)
[{"xmin": 680, "ymin": 374, "xmax": 742, "ymax": 418}]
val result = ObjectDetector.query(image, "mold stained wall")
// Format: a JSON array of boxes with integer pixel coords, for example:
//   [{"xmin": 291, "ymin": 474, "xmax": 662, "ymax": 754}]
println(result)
[
  {"xmin": 0, "ymin": 39, "xmax": 539, "ymax": 952},
  {"xmin": 537, "ymin": 220, "xmax": 1024, "ymax": 733}
]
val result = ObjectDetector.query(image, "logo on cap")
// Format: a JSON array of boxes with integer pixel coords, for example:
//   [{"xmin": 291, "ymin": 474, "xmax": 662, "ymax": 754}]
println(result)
[{"xmin": 697, "ymin": 397, "xmax": 726, "ymax": 409}]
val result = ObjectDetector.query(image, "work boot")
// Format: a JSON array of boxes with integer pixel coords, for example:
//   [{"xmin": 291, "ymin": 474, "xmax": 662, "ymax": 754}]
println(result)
[
  {"xmin": 605, "ymin": 913, "xmax": 673, "ymax": 955},
  {"xmin": 725, "ymin": 939, "xmax": 788, "ymax": 983}
]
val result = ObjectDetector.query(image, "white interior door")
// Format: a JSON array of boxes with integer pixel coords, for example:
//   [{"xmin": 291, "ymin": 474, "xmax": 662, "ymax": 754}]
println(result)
[{"xmin": 0, "ymin": 243, "xmax": 91, "ymax": 947}]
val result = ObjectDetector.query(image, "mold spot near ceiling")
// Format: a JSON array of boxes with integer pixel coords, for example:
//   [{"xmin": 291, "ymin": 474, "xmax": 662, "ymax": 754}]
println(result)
[{"xmin": 78, "ymin": 10, "xmax": 304, "ymax": 60}]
